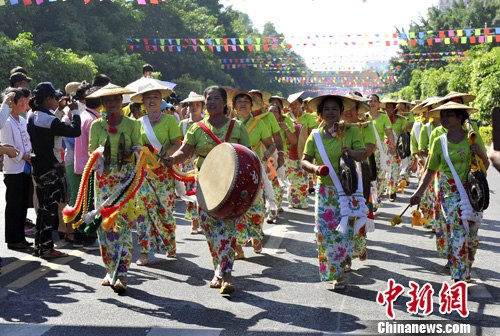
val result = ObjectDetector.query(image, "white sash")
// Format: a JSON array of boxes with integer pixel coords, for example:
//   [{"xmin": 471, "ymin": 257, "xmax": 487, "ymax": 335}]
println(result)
[
  {"xmin": 140, "ymin": 116, "xmax": 162, "ymax": 152},
  {"xmin": 372, "ymin": 121, "xmax": 390, "ymax": 172},
  {"xmin": 413, "ymin": 122, "xmax": 421, "ymax": 144},
  {"xmin": 427, "ymin": 124, "xmax": 431, "ymax": 139},
  {"xmin": 439, "ymin": 134, "xmax": 482, "ymax": 234},
  {"xmin": 312, "ymin": 129, "xmax": 367, "ymax": 234}
]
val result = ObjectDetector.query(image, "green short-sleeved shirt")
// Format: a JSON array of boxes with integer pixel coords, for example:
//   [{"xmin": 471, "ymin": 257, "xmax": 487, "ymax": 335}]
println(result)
[
  {"xmin": 239, "ymin": 115, "xmax": 272, "ymax": 158},
  {"xmin": 418, "ymin": 122, "xmax": 440, "ymax": 152},
  {"xmin": 184, "ymin": 118, "xmax": 250, "ymax": 169},
  {"xmin": 179, "ymin": 119, "xmax": 195, "ymax": 138},
  {"xmin": 428, "ymin": 134, "xmax": 471, "ymax": 181},
  {"xmin": 253, "ymin": 111, "xmax": 280, "ymax": 135},
  {"xmin": 303, "ymin": 126, "xmax": 364, "ymax": 186},
  {"xmin": 391, "ymin": 117, "xmax": 408, "ymax": 137},
  {"xmin": 139, "ymin": 114, "xmax": 181, "ymax": 148},
  {"xmin": 286, "ymin": 112, "xmax": 319, "ymax": 130},
  {"xmin": 89, "ymin": 116, "xmax": 141, "ymax": 163},
  {"xmin": 369, "ymin": 113, "xmax": 392, "ymax": 140},
  {"xmin": 406, "ymin": 113, "xmax": 415, "ymax": 124},
  {"xmin": 410, "ymin": 122, "xmax": 422, "ymax": 156},
  {"xmin": 360, "ymin": 122, "xmax": 376, "ymax": 146},
  {"xmin": 428, "ymin": 123, "xmax": 487, "ymax": 157},
  {"xmin": 279, "ymin": 116, "xmax": 295, "ymax": 152}
]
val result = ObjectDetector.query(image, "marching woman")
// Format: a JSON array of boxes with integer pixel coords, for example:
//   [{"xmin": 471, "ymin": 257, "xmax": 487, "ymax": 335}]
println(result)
[
  {"xmin": 131, "ymin": 81, "xmax": 181, "ymax": 266},
  {"xmin": 87, "ymin": 84, "xmax": 141, "ymax": 293},
  {"xmin": 380, "ymin": 98, "xmax": 407, "ymax": 202},
  {"xmin": 285, "ymin": 92, "xmax": 319, "ymax": 209},
  {"xmin": 410, "ymin": 102, "xmax": 488, "ymax": 282},
  {"xmin": 301, "ymin": 95, "xmax": 366, "ymax": 290},
  {"xmin": 232, "ymin": 91, "xmax": 274, "ymax": 258},
  {"xmin": 164, "ymin": 86, "xmax": 250, "ymax": 294},
  {"xmin": 341, "ymin": 95, "xmax": 374, "ymax": 268},
  {"xmin": 268, "ymin": 96, "xmax": 296, "ymax": 217},
  {"xmin": 396, "ymin": 99, "xmax": 413, "ymax": 186},
  {"xmin": 367, "ymin": 94, "xmax": 395, "ymax": 209},
  {"xmin": 179, "ymin": 92, "xmax": 205, "ymax": 234}
]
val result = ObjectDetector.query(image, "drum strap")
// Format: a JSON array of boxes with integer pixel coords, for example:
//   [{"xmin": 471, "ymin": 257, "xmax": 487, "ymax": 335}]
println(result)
[
  {"xmin": 197, "ymin": 119, "xmax": 235, "ymax": 144},
  {"xmin": 439, "ymin": 134, "xmax": 482, "ymax": 233}
]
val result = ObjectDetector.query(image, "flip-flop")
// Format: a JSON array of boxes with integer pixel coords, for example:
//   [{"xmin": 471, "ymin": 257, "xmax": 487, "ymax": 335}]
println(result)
[
  {"xmin": 220, "ymin": 282, "xmax": 235, "ymax": 294},
  {"xmin": 209, "ymin": 277, "xmax": 222, "ymax": 288}
]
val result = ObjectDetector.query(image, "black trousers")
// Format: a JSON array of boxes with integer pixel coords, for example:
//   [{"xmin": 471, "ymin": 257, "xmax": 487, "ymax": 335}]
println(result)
[
  {"xmin": 33, "ymin": 169, "xmax": 66, "ymax": 253},
  {"xmin": 4, "ymin": 173, "xmax": 31, "ymax": 244}
]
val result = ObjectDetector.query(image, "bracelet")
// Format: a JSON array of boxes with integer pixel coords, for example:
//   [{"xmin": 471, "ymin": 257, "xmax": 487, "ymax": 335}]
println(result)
[{"xmin": 278, "ymin": 150, "xmax": 285, "ymax": 155}]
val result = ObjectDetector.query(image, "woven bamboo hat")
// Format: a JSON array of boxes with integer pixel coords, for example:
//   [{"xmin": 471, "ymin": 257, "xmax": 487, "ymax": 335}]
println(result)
[{"xmin": 86, "ymin": 83, "xmax": 136, "ymax": 99}]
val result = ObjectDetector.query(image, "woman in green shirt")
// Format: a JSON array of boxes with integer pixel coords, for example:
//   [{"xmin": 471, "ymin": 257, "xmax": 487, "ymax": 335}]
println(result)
[
  {"xmin": 367, "ymin": 94, "xmax": 395, "ymax": 209},
  {"xmin": 268, "ymin": 99, "xmax": 296, "ymax": 215},
  {"xmin": 131, "ymin": 83, "xmax": 182, "ymax": 266},
  {"xmin": 164, "ymin": 86, "xmax": 250, "ymax": 295},
  {"xmin": 232, "ymin": 91, "xmax": 274, "ymax": 258},
  {"xmin": 410, "ymin": 102, "xmax": 489, "ymax": 282},
  {"xmin": 87, "ymin": 84, "xmax": 142, "ymax": 293},
  {"xmin": 301, "ymin": 95, "xmax": 366, "ymax": 290}
]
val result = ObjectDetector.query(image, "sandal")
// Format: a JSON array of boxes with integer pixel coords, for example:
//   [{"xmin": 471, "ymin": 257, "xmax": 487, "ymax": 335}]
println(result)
[
  {"xmin": 101, "ymin": 276, "xmax": 112, "ymax": 286},
  {"xmin": 136, "ymin": 253, "xmax": 149, "ymax": 266},
  {"xmin": 209, "ymin": 276, "xmax": 222, "ymax": 288},
  {"xmin": 235, "ymin": 244, "xmax": 245, "ymax": 260},
  {"xmin": 39, "ymin": 249, "xmax": 68, "ymax": 259},
  {"xmin": 358, "ymin": 250, "xmax": 367, "ymax": 262},
  {"xmin": 166, "ymin": 248, "xmax": 177, "ymax": 258},
  {"xmin": 64, "ymin": 233, "xmax": 75, "ymax": 244},
  {"xmin": 332, "ymin": 271, "xmax": 347, "ymax": 290},
  {"xmin": 220, "ymin": 282, "xmax": 235, "ymax": 294},
  {"xmin": 252, "ymin": 239, "xmax": 263, "ymax": 254},
  {"xmin": 112, "ymin": 278, "xmax": 127, "ymax": 294}
]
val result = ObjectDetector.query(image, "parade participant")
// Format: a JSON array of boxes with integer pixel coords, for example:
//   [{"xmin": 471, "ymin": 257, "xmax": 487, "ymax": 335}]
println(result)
[
  {"xmin": 285, "ymin": 92, "xmax": 319, "ymax": 209},
  {"xmin": 341, "ymin": 95, "xmax": 374, "ymax": 268},
  {"xmin": 179, "ymin": 91, "xmax": 205, "ymax": 234},
  {"xmin": 27, "ymin": 82, "xmax": 81, "ymax": 259},
  {"xmin": 232, "ymin": 91, "xmax": 274, "ymax": 258},
  {"xmin": 87, "ymin": 83, "xmax": 140, "ymax": 293},
  {"xmin": 0, "ymin": 89, "xmax": 32, "ymax": 250},
  {"xmin": 417, "ymin": 98, "xmax": 443, "ymax": 231},
  {"xmin": 410, "ymin": 102, "xmax": 488, "ymax": 282},
  {"xmin": 163, "ymin": 86, "xmax": 250, "ymax": 295},
  {"xmin": 301, "ymin": 95, "xmax": 367, "ymax": 290},
  {"xmin": 72, "ymin": 85, "xmax": 101, "ymax": 248},
  {"xmin": 367, "ymin": 94, "xmax": 395, "ymax": 209},
  {"xmin": 267, "ymin": 96, "xmax": 296, "ymax": 218},
  {"xmin": 380, "ymin": 98, "xmax": 407, "ymax": 202},
  {"xmin": 409, "ymin": 101, "xmax": 425, "ymax": 176},
  {"xmin": 131, "ymin": 81, "xmax": 180, "ymax": 266},
  {"xmin": 396, "ymin": 99, "xmax": 413, "ymax": 185},
  {"xmin": 249, "ymin": 89, "xmax": 285, "ymax": 175}
]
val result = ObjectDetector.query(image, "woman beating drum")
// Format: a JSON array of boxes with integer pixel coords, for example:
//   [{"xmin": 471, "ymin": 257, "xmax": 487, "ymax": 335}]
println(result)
[
  {"xmin": 131, "ymin": 80, "xmax": 181, "ymax": 266},
  {"xmin": 232, "ymin": 90, "xmax": 275, "ymax": 259},
  {"xmin": 163, "ymin": 86, "xmax": 251, "ymax": 294},
  {"xmin": 301, "ymin": 95, "xmax": 367, "ymax": 290},
  {"xmin": 179, "ymin": 91, "xmax": 205, "ymax": 234},
  {"xmin": 410, "ymin": 102, "xmax": 489, "ymax": 282},
  {"xmin": 86, "ymin": 84, "xmax": 141, "ymax": 293}
]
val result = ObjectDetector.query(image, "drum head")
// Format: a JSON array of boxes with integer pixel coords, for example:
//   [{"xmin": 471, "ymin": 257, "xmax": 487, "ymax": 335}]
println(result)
[
  {"xmin": 340, "ymin": 154, "xmax": 358, "ymax": 196},
  {"xmin": 197, "ymin": 143, "xmax": 236, "ymax": 213},
  {"xmin": 467, "ymin": 171, "xmax": 489, "ymax": 212},
  {"xmin": 297, "ymin": 125, "xmax": 308, "ymax": 159},
  {"xmin": 397, "ymin": 132, "xmax": 411, "ymax": 159}
]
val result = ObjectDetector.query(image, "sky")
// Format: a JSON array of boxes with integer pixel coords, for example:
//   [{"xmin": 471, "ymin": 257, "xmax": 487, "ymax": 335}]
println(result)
[{"xmin": 220, "ymin": 0, "xmax": 441, "ymax": 72}]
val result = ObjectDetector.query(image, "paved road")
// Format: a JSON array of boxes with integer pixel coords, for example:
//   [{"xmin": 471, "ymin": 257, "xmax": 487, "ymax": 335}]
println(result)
[{"xmin": 0, "ymin": 168, "xmax": 499, "ymax": 336}]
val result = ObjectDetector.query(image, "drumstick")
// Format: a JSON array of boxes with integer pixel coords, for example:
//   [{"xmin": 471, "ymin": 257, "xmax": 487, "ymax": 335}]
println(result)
[{"xmin": 390, "ymin": 204, "xmax": 411, "ymax": 226}]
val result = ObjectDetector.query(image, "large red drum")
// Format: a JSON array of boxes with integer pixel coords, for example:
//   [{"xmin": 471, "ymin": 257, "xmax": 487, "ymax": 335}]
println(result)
[{"xmin": 196, "ymin": 143, "xmax": 262, "ymax": 219}]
